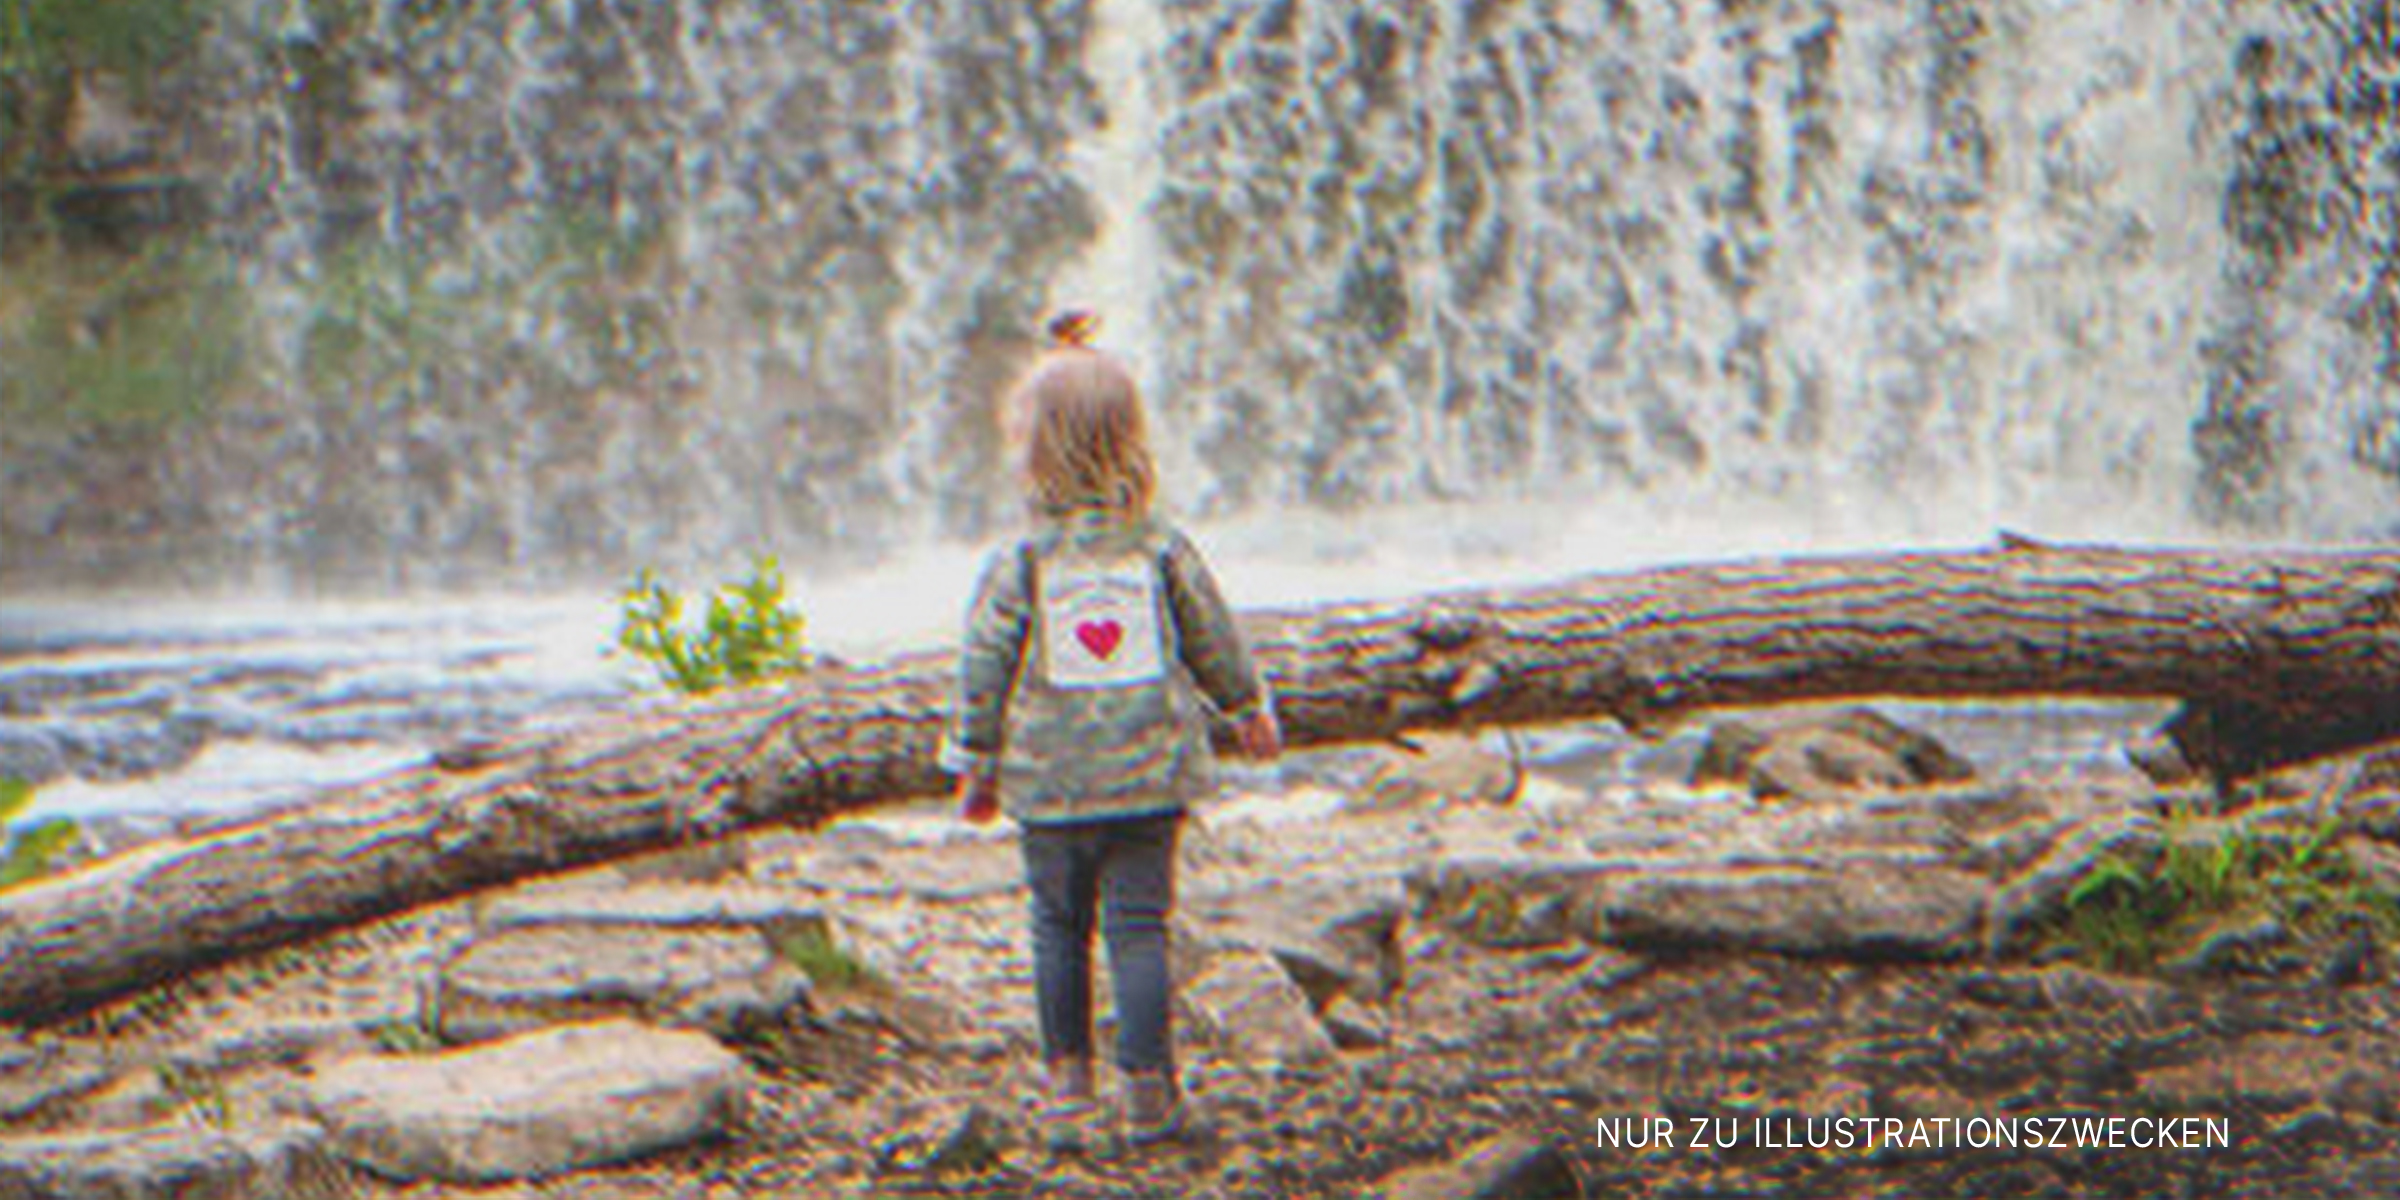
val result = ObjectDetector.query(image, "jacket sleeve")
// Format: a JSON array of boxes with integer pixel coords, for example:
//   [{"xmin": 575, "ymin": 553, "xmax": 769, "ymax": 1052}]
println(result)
[
  {"xmin": 940, "ymin": 543, "xmax": 1032, "ymax": 777},
  {"xmin": 1161, "ymin": 530, "xmax": 1266, "ymax": 718}
]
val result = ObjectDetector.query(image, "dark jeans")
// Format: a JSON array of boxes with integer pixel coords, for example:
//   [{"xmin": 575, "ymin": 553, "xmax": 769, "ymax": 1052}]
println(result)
[{"xmin": 1020, "ymin": 812, "xmax": 1180, "ymax": 1076}]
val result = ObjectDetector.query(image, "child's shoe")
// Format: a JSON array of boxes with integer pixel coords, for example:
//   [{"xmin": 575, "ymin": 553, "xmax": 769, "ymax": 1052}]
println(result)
[
  {"xmin": 1033, "ymin": 1058, "xmax": 1098, "ymax": 1153},
  {"xmin": 1123, "ymin": 1070, "xmax": 1183, "ymax": 1146}
]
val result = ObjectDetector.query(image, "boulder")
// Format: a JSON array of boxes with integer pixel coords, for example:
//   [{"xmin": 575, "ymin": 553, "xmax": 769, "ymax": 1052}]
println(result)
[
  {"xmin": 436, "ymin": 924, "xmax": 809, "ymax": 1043},
  {"xmin": 1693, "ymin": 708, "xmax": 1974, "ymax": 803},
  {"xmin": 1373, "ymin": 1133, "xmax": 1583, "ymax": 1200},
  {"xmin": 303, "ymin": 1019, "xmax": 747, "ymax": 1183},
  {"xmin": 1184, "ymin": 949, "xmax": 1337, "ymax": 1068},
  {"xmin": 0, "ymin": 1118, "xmax": 331, "ymax": 1200},
  {"xmin": 1321, "ymin": 994, "xmax": 1389, "ymax": 1050},
  {"xmin": 1183, "ymin": 875, "xmax": 1407, "ymax": 1004}
]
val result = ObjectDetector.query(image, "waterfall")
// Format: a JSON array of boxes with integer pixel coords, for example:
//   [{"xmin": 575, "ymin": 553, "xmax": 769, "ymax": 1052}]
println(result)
[
  {"xmin": 2, "ymin": 0, "xmax": 2395, "ymax": 592},
  {"xmin": 1049, "ymin": 0, "xmax": 1173, "ymax": 469}
]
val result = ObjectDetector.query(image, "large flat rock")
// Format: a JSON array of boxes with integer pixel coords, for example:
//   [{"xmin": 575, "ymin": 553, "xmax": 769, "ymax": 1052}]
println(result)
[
  {"xmin": 1415, "ymin": 854, "xmax": 1989, "ymax": 960},
  {"xmin": 1595, "ymin": 862, "xmax": 1990, "ymax": 958},
  {"xmin": 437, "ymin": 923, "xmax": 809, "ymax": 1042},
  {"xmin": 302, "ymin": 1019, "xmax": 747, "ymax": 1183},
  {"xmin": 0, "ymin": 1118, "xmax": 328, "ymax": 1200}
]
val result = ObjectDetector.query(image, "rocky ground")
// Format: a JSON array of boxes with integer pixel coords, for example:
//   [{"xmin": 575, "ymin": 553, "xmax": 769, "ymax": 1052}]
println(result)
[{"xmin": 3, "ymin": 708, "xmax": 2400, "ymax": 1199}]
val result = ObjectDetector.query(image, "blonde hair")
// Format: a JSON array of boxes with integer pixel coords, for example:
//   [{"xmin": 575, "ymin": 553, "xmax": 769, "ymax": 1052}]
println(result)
[{"xmin": 1012, "ymin": 324, "xmax": 1157, "ymax": 516}]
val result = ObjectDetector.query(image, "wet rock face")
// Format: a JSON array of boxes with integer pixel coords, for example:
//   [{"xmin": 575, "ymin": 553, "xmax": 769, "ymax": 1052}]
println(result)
[
  {"xmin": 6, "ymin": 0, "xmax": 1110, "ymax": 585},
  {"xmin": 436, "ymin": 923, "xmax": 811, "ymax": 1042}
]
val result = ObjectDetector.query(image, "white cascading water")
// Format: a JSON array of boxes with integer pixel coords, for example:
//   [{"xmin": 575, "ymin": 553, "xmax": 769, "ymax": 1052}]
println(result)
[{"xmin": 2, "ymin": 0, "xmax": 2396, "ymax": 825}]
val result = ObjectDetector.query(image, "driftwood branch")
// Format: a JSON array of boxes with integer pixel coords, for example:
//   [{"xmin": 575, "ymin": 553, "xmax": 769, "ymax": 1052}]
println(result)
[{"xmin": 1, "ymin": 542, "xmax": 2395, "ymax": 1023}]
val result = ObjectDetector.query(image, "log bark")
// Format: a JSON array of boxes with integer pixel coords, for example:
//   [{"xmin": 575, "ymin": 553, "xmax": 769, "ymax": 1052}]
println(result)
[{"xmin": 2, "ymin": 541, "xmax": 2396, "ymax": 1024}]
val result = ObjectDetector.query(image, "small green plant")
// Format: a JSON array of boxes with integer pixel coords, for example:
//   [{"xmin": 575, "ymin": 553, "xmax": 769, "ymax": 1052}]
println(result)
[
  {"xmin": 615, "ymin": 556, "xmax": 810, "ymax": 694},
  {"xmin": 770, "ymin": 920, "xmax": 876, "ymax": 992},
  {"xmin": 369, "ymin": 1017, "xmax": 443, "ymax": 1055},
  {"xmin": 2056, "ymin": 806, "xmax": 2396, "ymax": 973},
  {"xmin": 0, "ymin": 778, "xmax": 79, "ymax": 891}
]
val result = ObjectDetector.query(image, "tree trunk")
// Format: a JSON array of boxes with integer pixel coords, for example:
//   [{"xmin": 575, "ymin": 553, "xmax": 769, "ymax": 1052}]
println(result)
[{"xmin": 2, "ymin": 541, "xmax": 2396, "ymax": 1024}]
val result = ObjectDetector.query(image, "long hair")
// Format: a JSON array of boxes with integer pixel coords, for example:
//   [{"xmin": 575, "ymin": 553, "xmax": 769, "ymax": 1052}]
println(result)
[{"xmin": 1012, "ymin": 314, "xmax": 1157, "ymax": 516}]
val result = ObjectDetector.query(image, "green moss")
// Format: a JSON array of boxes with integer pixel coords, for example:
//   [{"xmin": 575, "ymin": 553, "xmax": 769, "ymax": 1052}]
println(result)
[
  {"xmin": 0, "ymin": 0, "xmax": 215, "ymax": 83},
  {"xmin": 0, "ymin": 236, "xmax": 250, "ymax": 433}
]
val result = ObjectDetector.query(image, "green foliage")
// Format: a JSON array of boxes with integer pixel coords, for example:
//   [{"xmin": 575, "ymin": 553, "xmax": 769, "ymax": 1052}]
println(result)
[
  {"xmin": 2056, "ymin": 807, "xmax": 2395, "ymax": 973},
  {"xmin": 0, "ymin": 237, "xmax": 250, "ymax": 434},
  {"xmin": 770, "ymin": 920, "xmax": 876, "ymax": 993},
  {"xmin": 0, "ymin": 0, "xmax": 213, "ymax": 83},
  {"xmin": 0, "ymin": 779, "xmax": 78, "ymax": 892},
  {"xmin": 616, "ymin": 556, "xmax": 810, "ymax": 694}
]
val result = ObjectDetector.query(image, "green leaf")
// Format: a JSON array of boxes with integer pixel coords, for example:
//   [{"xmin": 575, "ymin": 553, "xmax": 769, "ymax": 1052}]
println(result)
[
  {"xmin": 0, "ymin": 817, "xmax": 79, "ymax": 891},
  {"xmin": 2068, "ymin": 855, "xmax": 2147, "ymax": 911},
  {"xmin": 611, "ymin": 555, "xmax": 807, "ymax": 694},
  {"xmin": 0, "ymin": 778, "xmax": 31, "ymax": 826}
]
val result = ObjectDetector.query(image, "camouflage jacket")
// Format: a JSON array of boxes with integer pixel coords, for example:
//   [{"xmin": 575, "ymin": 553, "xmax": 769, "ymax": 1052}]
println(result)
[{"xmin": 939, "ymin": 510, "xmax": 1266, "ymax": 825}]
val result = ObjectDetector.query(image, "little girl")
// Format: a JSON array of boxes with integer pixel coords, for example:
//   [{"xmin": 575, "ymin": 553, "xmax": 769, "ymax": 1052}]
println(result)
[{"xmin": 941, "ymin": 311, "xmax": 1280, "ymax": 1149}]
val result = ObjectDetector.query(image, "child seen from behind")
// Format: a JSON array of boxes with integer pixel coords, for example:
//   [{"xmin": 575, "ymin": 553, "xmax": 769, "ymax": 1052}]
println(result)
[{"xmin": 942, "ymin": 311, "xmax": 1281, "ymax": 1149}]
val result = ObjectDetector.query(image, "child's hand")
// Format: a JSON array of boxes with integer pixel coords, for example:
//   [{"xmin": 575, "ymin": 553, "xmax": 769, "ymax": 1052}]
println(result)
[
  {"xmin": 1235, "ymin": 708, "xmax": 1283, "ymax": 761},
  {"xmin": 958, "ymin": 774, "xmax": 1001, "ymax": 825}
]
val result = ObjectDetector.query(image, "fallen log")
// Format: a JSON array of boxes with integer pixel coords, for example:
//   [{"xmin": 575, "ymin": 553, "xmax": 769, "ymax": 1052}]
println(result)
[{"xmin": 1, "ymin": 541, "xmax": 2396, "ymax": 1024}]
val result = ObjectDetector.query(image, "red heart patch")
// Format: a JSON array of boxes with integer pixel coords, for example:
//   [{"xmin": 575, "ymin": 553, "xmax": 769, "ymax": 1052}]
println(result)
[{"xmin": 1075, "ymin": 619, "xmax": 1124, "ymax": 661}]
